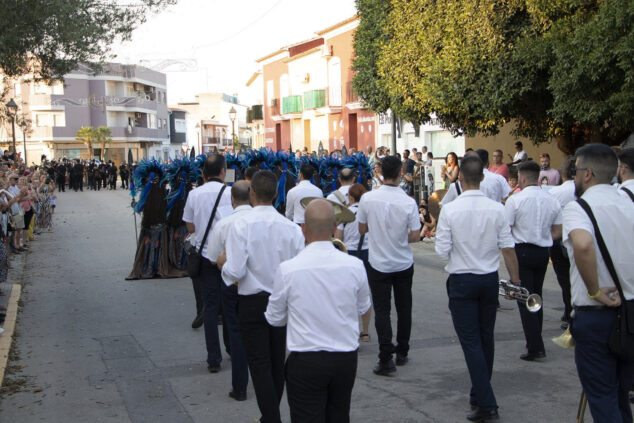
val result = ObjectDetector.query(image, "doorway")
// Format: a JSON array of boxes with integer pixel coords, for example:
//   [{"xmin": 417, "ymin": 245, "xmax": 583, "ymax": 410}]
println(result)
[
  {"xmin": 348, "ymin": 113, "xmax": 358, "ymax": 150},
  {"xmin": 275, "ymin": 123, "xmax": 282, "ymax": 151},
  {"xmin": 303, "ymin": 120, "xmax": 311, "ymax": 151}
]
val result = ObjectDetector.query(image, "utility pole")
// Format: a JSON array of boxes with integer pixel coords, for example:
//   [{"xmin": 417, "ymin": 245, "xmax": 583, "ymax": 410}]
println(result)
[{"xmin": 391, "ymin": 109, "xmax": 397, "ymax": 155}]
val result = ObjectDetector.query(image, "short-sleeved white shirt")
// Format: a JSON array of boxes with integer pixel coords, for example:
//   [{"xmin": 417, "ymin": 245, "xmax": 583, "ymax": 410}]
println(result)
[
  {"xmin": 285, "ymin": 180, "xmax": 323, "ymax": 224},
  {"xmin": 357, "ymin": 185, "xmax": 420, "ymax": 273},
  {"xmin": 505, "ymin": 186, "xmax": 562, "ymax": 247}
]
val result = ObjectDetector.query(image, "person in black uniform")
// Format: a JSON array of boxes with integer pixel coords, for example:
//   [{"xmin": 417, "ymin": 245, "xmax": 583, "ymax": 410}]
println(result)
[
  {"xmin": 55, "ymin": 161, "xmax": 66, "ymax": 192},
  {"xmin": 72, "ymin": 159, "xmax": 84, "ymax": 191},
  {"xmin": 108, "ymin": 161, "xmax": 118, "ymax": 190},
  {"xmin": 119, "ymin": 162, "xmax": 129, "ymax": 189}
]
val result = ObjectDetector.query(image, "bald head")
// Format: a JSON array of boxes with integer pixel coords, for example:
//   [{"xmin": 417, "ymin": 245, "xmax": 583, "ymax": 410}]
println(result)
[
  {"xmin": 303, "ymin": 199, "xmax": 336, "ymax": 242},
  {"xmin": 231, "ymin": 180, "xmax": 250, "ymax": 207}
]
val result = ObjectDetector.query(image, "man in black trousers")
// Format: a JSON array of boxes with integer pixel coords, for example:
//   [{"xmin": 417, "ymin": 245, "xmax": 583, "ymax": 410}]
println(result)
[{"xmin": 435, "ymin": 156, "xmax": 520, "ymax": 422}]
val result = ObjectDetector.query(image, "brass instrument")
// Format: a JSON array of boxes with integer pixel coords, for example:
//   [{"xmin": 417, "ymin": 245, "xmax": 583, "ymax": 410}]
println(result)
[
  {"xmin": 332, "ymin": 238, "xmax": 348, "ymax": 253},
  {"xmin": 428, "ymin": 189, "xmax": 447, "ymax": 220},
  {"xmin": 300, "ymin": 197, "xmax": 355, "ymax": 224},
  {"xmin": 498, "ymin": 280, "xmax": 542, "ymax": 312}
]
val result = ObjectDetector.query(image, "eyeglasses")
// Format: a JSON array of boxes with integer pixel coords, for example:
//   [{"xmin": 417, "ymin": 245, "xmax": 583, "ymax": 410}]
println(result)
[{"xmin": 570, "ymin": 167, "xmax": 593, "ymax": 177}]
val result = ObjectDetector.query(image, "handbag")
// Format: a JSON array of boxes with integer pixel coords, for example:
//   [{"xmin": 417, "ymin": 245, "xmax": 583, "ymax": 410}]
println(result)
[
  {"xmin": 186, "ymin": 185, "xmax": 226, "ymax": 278},
  {"xmin": 577, "ymin": 198, "xmax": 634, "ymax": 361}
]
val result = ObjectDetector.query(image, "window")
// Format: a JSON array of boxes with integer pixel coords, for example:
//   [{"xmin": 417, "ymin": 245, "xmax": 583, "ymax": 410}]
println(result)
[
  {"xmin": 328, "ymin": 58, "xmax": 342, "ymax": 106},
  {"xmin": 149, "ymin": 114, "xmax": 157, "ymax": 129},
  {"xmin": 424, "ymin": 131, "xmax": 464, "ymax": 158},
  {"xmin": 35, "ymin": 112, "xmax": 65, "ymax": 127},
  {"xmin": 267, "ymin": 80, "xmax": 274, "ymax": 103},
  {"xmin": 13, "ymin": 82, "xmax": 21, "ymax": 96},
  {"xmin": 34, "ymin": 82, "xmax": 49, "ymax": 94},
  {"xmin": 51, "ymin": 81, "xmax": 64, "ymax": 95},
  {"xmin": 280, "ymin": 74, "xmax": 289, "ymax": 98},
  {"xmin": 174, "ymin": 119, "xmax": 186, "ymax": 133}
]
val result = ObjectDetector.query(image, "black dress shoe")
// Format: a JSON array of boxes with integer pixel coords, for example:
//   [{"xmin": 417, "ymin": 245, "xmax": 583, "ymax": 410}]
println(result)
[
  {"xmin": 229, "ymin": 390, "xmax": 247, "ymax": 401},
  {"xmin": 395, "ymin": 354, "xmax": 408, "ymax": 366},
  {"xmin": 191, "ymin": 314, "xmax": 204, "ymax": 329},
  {"xmin": 207, "ymin": 364, "xmax": 221, "ymax": 373},
  {"xmin": 467, "ymin": 408, "xmax": 499, "ymax": 422},
  {"xmin": 520, "ymin": 351, "xmax": 546, "ymax": 361},
  {"xmin": 470, "ymin": 403, "xmax": 478, "ymax": 411},
  {"xmin": 373, "ymin": 359, "xmax": 396, "ymax": 376}
]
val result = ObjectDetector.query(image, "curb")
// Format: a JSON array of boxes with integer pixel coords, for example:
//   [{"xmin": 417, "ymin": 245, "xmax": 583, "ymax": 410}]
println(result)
[{"xmin": 0, "ymin": 284, "xmax": 21, "ymax": 386}]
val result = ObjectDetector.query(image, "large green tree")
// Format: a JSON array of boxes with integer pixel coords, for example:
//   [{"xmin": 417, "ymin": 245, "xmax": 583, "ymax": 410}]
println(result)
[
  {"xmin": 0, "ymin": 0, "xmax": 174, "ymax": 81},
  {"xmin": 370, "ymin": 0, "xmax": 634, "ymax": 153}
]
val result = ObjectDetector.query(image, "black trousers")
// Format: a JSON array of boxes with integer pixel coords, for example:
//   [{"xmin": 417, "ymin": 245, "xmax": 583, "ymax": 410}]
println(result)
[
  {"xmin": 238, "ymin": 293, "xmax": 286, "ymax": 423},
  {"xmin": 549, "ymin": 241, "xmax": 572, "ymax": 321},
  {"xmin": 200, "ymin": 259, "xmax": 222, "ymax": 367},
  {"xmin": 515, "ymin": 243, "xmax": 549, "ymax": 354},
  {"xmin": 221, "ymin": 282, "xmax": 248, "ymax": 393},
  {"xmin": 367, "ymin": 264, "xmax": 414, "ymax": 362},
  {"xmin": 286, "ymin": 351, "xmax": 358, "ymax": 423},
  {"xmin": 191, "ymin": 274, "xmax": 203, "ymax": 316}
]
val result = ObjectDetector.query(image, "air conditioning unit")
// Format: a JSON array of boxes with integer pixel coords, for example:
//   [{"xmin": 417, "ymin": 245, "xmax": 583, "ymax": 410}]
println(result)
[{"xmin": 321, "ymin": 45, "xmax": 333, "ymax": 57}]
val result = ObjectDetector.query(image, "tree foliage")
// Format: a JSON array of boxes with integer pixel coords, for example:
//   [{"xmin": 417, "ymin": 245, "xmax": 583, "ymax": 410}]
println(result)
[
  {"xmin": 361, "ymin": 0, "xmax": 634, "ymax": 153},
  {"xmin": 0, "ymin": 0, "xmax": 174, "ymax": 81},
  {"xmin": 75, "ymin": 126, "xmax": 96, "ymax": 157},
  {"xmin": 95, "ymin": 126, "xmax": 112, "ymax": 160}
]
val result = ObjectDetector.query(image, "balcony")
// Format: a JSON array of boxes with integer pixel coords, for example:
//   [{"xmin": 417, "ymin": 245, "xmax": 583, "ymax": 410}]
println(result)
[
  {"xmin": 269, "ymin": 98, "xmax": 280, "ymax": 116},
  {"xmin": 282, "ymin": 95, "xmax": 303, "ymax": 114},
  {"xmin": 252, "ymin": 104, "xmax": 263, "ymax": 120},
  {"xmin": 247, "ymin": 109, "xmax": 253, "ymax": 124},
  {"xmin": 303, "ymin": 89, "xmax": 326, "ymax": 110},
  {"xmin": 346, "ymin": 82, "xmax": 366, "ymax": 109}
]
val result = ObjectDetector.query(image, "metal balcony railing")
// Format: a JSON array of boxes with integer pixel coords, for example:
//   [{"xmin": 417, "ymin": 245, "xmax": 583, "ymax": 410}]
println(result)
[
  {"xmin": 282, "ymin": 95, "xmax": 303, "ymax": 114},
  {"xmin": 303, "ymin": 89, "xmax": 326, "ymax": 110},
  {"xmin": 346, "ymin": 82, "xmax": 360, "ymax": 104}
]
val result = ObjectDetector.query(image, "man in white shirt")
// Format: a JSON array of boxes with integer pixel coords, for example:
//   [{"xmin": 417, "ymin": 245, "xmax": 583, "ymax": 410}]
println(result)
[
  {"xmin": 205, "ymin": 181, "xmax": 251, "ymax": 402},
  {"xmin": 435, "ymin": 156, "xmax": 520, "ymax": 422},
  {"xmin": 440, "ymin": 150, "xmax": 510, "ymax": 205},
  {"xmin": 505, "ymin": 161, "xmax": 562, "ymax": 361},
  {"xmin": 326, "ymin": 167, "xmax": 355, "ymax": 205},
  {"xmin": 217, "ymin": 170, "xmax": 304, "ymax": 423},
  {"xmin": 266, "ymin": 200, "xmax": 371, "ymax": 423},
  {"xmin": 182, "ymin": 154, "xmax": 232, "ymax": 372},
  {"xmin": 563, "ymin": 144, "xmax": 634, "ymax": 423},
  {"xmin": 617, "ymin": 148, "xmax": 634, "ymax": 201},
  {"xmin": 357, "ymin": 156, "xmax": 420, "ymax": 376},
  {"xmin": 548, "ymin": 156, "xmax": 576, "ymax": 328},
  {"xmin": 285, "ymin": 163, "xmax": 323, "ymax": 224}
]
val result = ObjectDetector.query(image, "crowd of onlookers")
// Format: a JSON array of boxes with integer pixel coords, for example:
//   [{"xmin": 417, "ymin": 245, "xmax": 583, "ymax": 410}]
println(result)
[{"xmin": 0, "ymin": 149, "xmax": 56, "ymax": 332}]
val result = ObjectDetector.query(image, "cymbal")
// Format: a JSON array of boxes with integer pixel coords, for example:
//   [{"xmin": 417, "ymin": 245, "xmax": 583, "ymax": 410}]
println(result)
[
  {"xmin": 300, "ymin": 197, "xmax": 356, "ymax": 224},
  {"xmin": 428, "ymin": 189, "xmax": 447, "ymax": 220}
]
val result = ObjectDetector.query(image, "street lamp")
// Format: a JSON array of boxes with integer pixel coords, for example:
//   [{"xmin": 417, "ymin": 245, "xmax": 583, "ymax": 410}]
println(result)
[
  {"xmin": 19, "ymin": 120, "xmax": 28, "ymax": 165},
  {"xmin": 5, "ymin": 98, "xmax": 18, "ymax": 155},
  {"xmin": 229, "ymin": 106, "xmax": 237, "ymax": 148}
]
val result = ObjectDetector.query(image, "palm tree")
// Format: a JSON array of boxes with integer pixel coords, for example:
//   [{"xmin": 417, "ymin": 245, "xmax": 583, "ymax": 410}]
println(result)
[
  {"xmin": 75, "ymin": 126, "xmax": 96, "ymax": 158},
  {"xmin": 95, "ymin": 126, "xmax": 112, "ymax": 161}
]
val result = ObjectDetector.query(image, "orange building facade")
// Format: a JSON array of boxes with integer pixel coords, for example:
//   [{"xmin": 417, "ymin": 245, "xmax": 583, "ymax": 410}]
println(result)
[{"xmin": 257, "ymin": 17, "xmax": 376, "ymax": 153}]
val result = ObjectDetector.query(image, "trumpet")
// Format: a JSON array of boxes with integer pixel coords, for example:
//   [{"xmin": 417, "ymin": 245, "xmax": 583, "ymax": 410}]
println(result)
[
  {"xmin": 498, "ymin": 280, "xmax": 542, "ymax": 313},
  {"xmin": 332, "ymin": 238, "xmax": 348, "ymax": 253}
]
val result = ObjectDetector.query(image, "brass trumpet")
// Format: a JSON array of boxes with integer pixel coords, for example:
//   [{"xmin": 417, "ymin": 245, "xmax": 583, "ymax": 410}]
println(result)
[{"xmin": 498, "ymin": 280, "xmax": 543, "ymax": 312}]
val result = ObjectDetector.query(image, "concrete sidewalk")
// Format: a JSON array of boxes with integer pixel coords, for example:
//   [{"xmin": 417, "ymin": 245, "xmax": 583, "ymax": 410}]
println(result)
[{"xmin": 0, "ymin": 189, "xmax": 587, "ymax": 422}]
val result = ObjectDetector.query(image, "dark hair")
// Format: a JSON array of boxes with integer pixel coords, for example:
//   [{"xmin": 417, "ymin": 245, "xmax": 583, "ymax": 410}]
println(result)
[
  {"xmin": 381, "ymin": 156, "xmax": 402, "ymax": 180},
  {"xmin": 475, "ymin": 149, "xmax": 489, "ymax": 166},
  {"xmin": 231, "ymin": 181, "xmax": 250, "ymax": 203},
  {"xmin": 203, "ymin": 154, "xmax": 226, "ymax": 179},
  {"xmin": 427, "ymin": 152, "xmax": 433, "ymax": 159},
  {"xmin": 509, "ymin": 165, "xmax": 519, "ymax": 179},
  {"xmin": 245, "ymin": 166, "xmax": 258, "ymax": 181},
  {"xmin": 515, "ymin": 141, "xmax": 523, "ymax": 149},
  {"xmin": 618, "ymin": 148, "xmax": 634, "ymax": 173},
  {"xmin": 251, "ymin": 170, "xmax": 277, "ymax": 203},
  {"xmin": 460, "ymin": 156, "xmax": 484, "ymax": 186},
  {"xmin": 574, "ymin": 143, "xmax": 618, "ymax": 184},
  {"xmin": 339, "ymin": 168, "xmax": 355, "ymax": 183},
  {"xmin": 517, "ymin": 160, "xmax": 540, "ymax": 182},
  {"xmin": 300, "ymin": 163, "xmax": 314, "ymax": 180},
  {"xmin": 348, "ymin": 183, "xmax": 368, "ymax": 203},
  {"xmin": 465, "ymin": 148, "xmax": 474, "ymax": 153}
]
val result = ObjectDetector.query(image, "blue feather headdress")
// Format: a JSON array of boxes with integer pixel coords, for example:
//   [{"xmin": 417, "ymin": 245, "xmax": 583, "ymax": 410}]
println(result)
[
  {"xmin": 163, "ymin": 158, "xmax": 201, "ymax": 213},
  {"xmin": 130, "ymin": 158, "xmax": 164, "ymax": 213}
]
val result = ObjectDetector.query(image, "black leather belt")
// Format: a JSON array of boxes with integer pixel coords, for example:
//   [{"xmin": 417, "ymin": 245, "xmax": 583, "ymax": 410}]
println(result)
[{"xmin": 574, "ymin": 305, "xmax": 608, "ymax": 311}]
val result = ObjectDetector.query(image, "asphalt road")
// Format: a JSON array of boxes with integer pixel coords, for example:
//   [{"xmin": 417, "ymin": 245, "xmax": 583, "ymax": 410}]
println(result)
[{"xmin": 0, "ymin": 188, "xmax": 589, "ymax": 422}]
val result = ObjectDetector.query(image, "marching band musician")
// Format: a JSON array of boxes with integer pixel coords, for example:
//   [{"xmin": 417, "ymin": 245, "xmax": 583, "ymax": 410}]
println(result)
[
  {"xmin": 205, "ymin": 181, "xmax": 252, "ymax": 401},
  {"xmin": 435, "ymin": 155, "xmax": 520, "ymax": 422},
  {"xmin": 357, "ymin": 155, "xmax": 420, "ymax": 376},
  {"xmin": 285, "ymin": 164, "xmax": 323, "ymax": 224},
  {"xmin": 504, "ymin": 161, "xmax": 562, "ymax": 361},
  {"xmin": 564, "ymin": 144, "xmax": 634, "ymax": 423},
  {"xmin": 217, "ymin": 170, "xmax": 304, "ymax": 423},
  {"xmin": 265, "ymin": 199, "xmax": 372, "ymax": 423},
  {"xmin": 327, "ymin": 167, "xmax": 355, "ymax": 205},
  {"xmin": 617, "ymin": 148, "xmax": 634, "ymax": 201}
]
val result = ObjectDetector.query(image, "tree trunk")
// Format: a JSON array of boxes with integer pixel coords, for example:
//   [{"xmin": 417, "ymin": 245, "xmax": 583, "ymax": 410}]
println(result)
[{"xmin": 101, "ymin": 142, "xmax": 105, "ymax": 160}]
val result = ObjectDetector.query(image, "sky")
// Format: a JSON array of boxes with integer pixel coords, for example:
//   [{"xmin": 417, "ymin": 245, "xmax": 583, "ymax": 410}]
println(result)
[{"xmin": 111, "ymin": 0, "xmax": 358, "ymax": 105}]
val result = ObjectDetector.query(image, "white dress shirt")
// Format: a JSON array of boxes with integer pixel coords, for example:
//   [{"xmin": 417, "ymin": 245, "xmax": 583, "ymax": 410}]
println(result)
[
  {"xmin": 436, "ymin": 190, "xmax": 515, "ymax": 274},
  {"xmin": 440, "ymin": 170, "xmax": 510, "ymax": 206},
  {"xmin": 357, "ymin": 185, "xmax": 420, "ymax": 273},
  {"xmin": 326, "ymin": 185, "xmax": 351, "ymax": 205},
  {"xmin": 336, "ymin": 204, "xmax": 369, "ymax": 251},
  {"xmin": 504, "ymin": 186, "xmax": 562, "ymax": 247},
  {"xmin": 265, "ymin": 241, "xmax": 372, "ymax": 352},
  {"xmin": 182, "ymin": 181, "xmax": 233, "ymax": 258},
  {"xmin": 513, "ymin": 150, "xmax": 528, "ymax": 163},
  {"xmin": 285, "ymin": 180, "xmax": 324, "ymax": 224},
  {"xmin": 204, "ymin": 204, "xmax": 252, "ymax": 263},
  {"xmin": 549, "ymin": 180, "xmax": 576, "ymax": 208},
  {"xmin": 222, "ymin": 205, "xmax": 305, "ymax": 295},
  {"xmin": 563, "ymin": 184, "xmax": 634, "ymax": 306},
  {"xmin": 618, "ymin": 179, "xmax": 634, "ymax": 200}
]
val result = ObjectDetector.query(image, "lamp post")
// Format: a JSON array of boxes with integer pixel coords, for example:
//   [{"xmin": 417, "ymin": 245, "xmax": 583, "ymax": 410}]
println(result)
[
  {"xmin": 195, "ymin": 122, "xmax": 201, "ymax": 154},
  {"xmin": 5, "ymin": 98, "xmax": 18, "ymax": 155},
  {"xmin": 19, "ymin": 120, "xmax": 28, "ymax": 165},
  {"xmin": 229, "ymin": 106, "xmax": 237, "ymax": 149}
]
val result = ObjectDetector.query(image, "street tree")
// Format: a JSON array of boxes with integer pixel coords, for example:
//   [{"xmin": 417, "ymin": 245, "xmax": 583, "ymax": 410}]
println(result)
[
  {"xmin": 95, "ymin": 126, "xmax": 112, "ymax": 161},
  {"xmin": 75, "ymin": 126, "xmax": 97, "ymax": 158}
]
